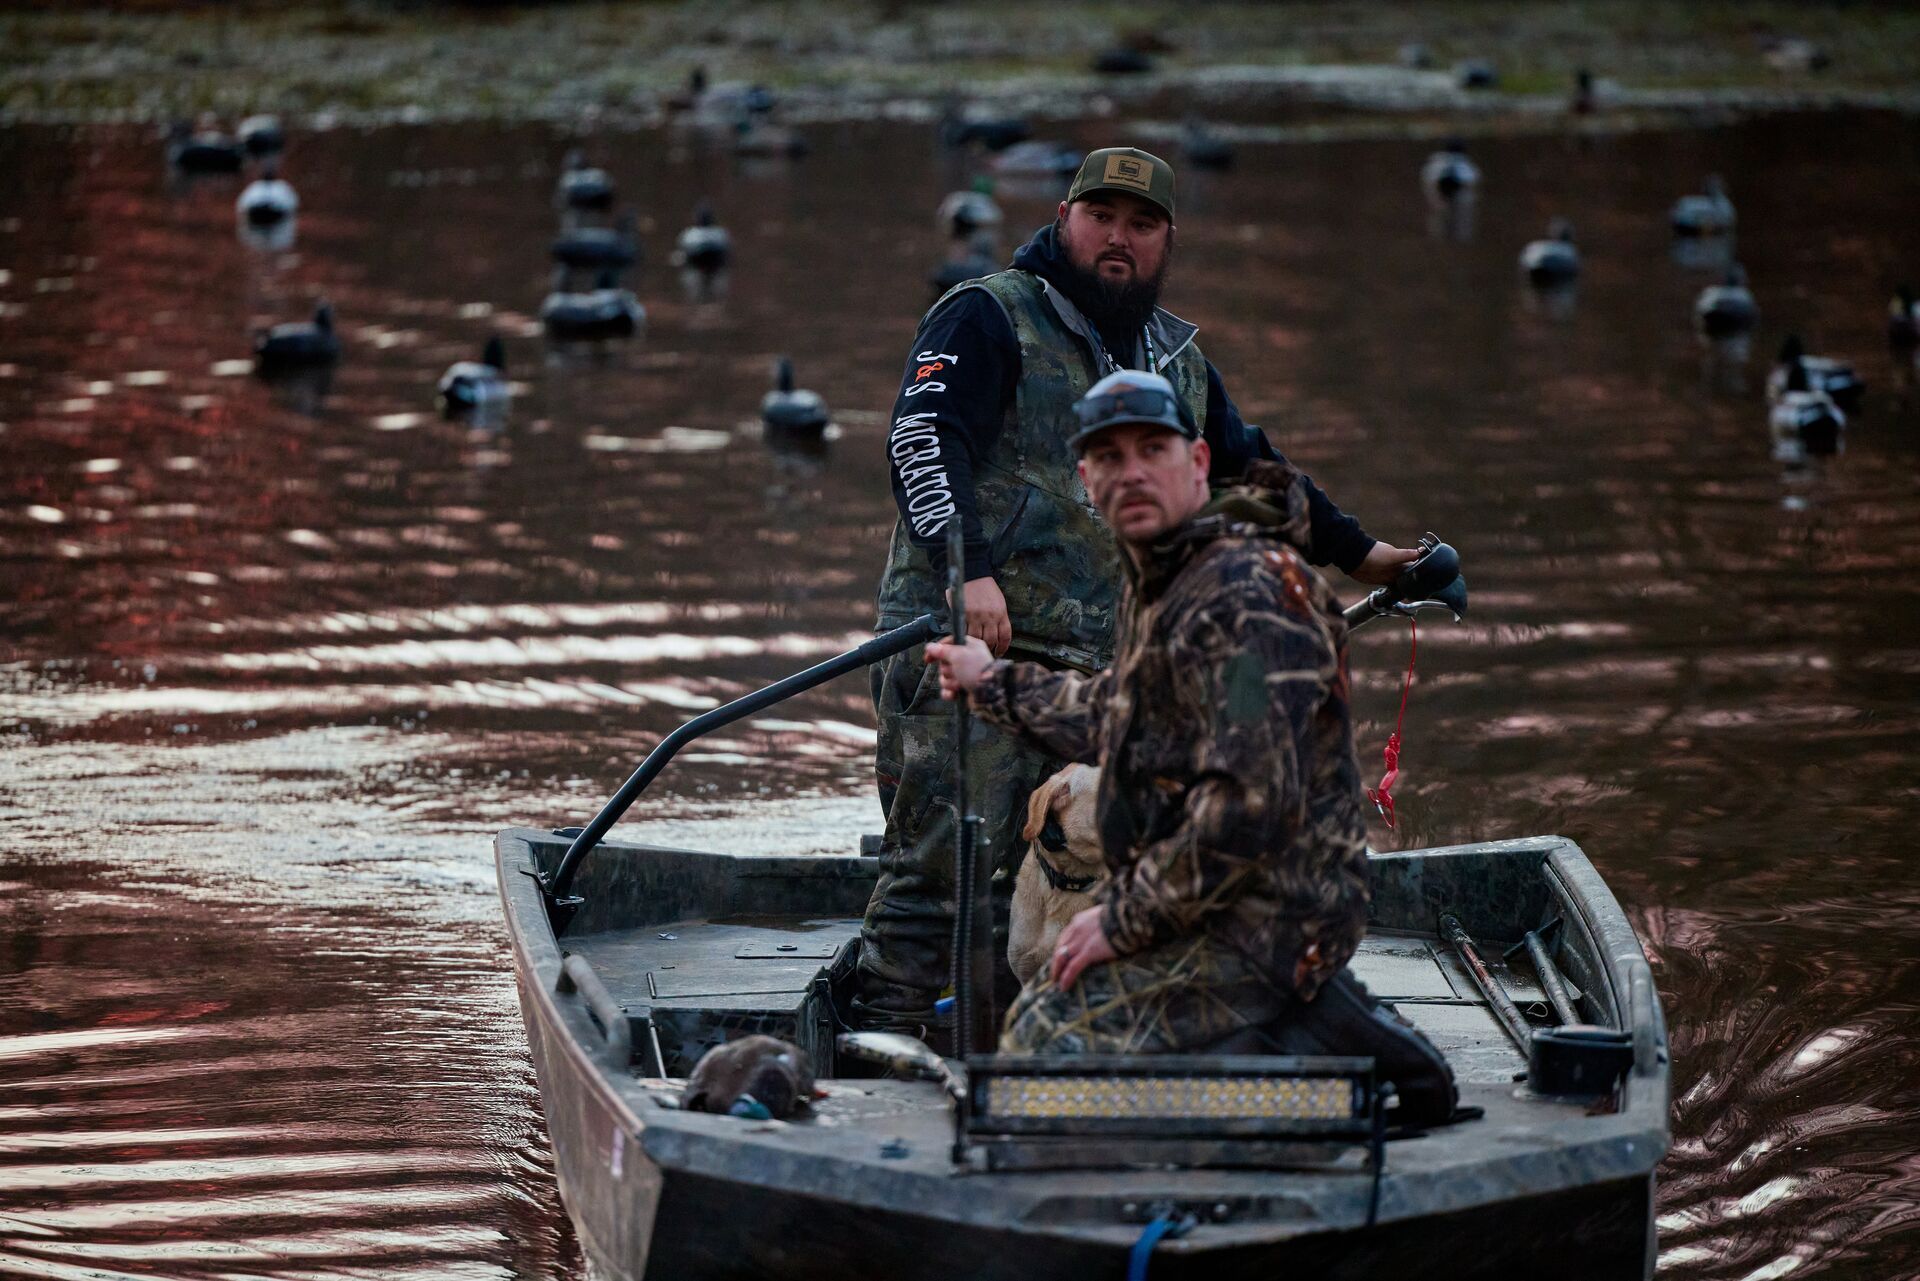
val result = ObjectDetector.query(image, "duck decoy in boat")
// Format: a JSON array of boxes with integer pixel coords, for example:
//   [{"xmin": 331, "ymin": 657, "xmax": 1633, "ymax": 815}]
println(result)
[
  {"xmin": 1519, "ymin": 219, "xmax": 1579, "ymax": 285},
  {"xmin": 254, "ymin": 301, "xmax": 340, "ymax": 372},
  {"xmin": 991, "ymin": 140, "xmax": 1082, "ymax": 176},
  {"xmin": 1180, "ymin": 115, "xmax": 1234, "ymax": 169},
  {"xmin": 1421, "ymin": 138, "xmax": 1480, "ymax": 201},
  {"xmin": 1670, "ymin": 175, "xmax": 1736, "ymax": 237},
  {"xmin": 761, "ymin": 357, "xmax": 830, "ymax": 435},
  {"xmin": 1888, "ymin": 285, "xmax": 1920, "ymax": 349},
  {"xmin": 438, "ymin": 335, "xmax": 510, "ymax": 415},
  {"xmin": 237, "ymin": 114, "xmax": 285, "ymax": 157},
  {"xmin": 1455, "ymin": 60, "xmax": 1499, "ymax": 89},
  {"xmin": 672, "ymin": 204, "xmax": 732, "ymax": 274},
  {"xmin": 552, "ymin": 212, "xmax": 639, "ymax": 272},
  {"xmin": 1695, "ymin": 264, "xmax": 1759, "ymax": 338},
  {"xmin": 556, "ymin": 150, "xmax": 615, "ymax": 211},
  {"xmin": 236, "ymin": 160, "xmax": 298, "ymax": 227},
  {"xmin": 541, "ymin": 270, "xmax": 644, "ymax": 340},
  {"xmin": 1770, "ymin": 361, "xmax": 1846, "ymax": 461},
  {"xmin": 929, "ymin": 231, "xmax": 1001, "ymax": 298},
  {"xmin": 166, "ymin": 120, "xmax": 244, "ymax": 174},
  {"xmin": 1767, "ymin": 334, "xmax": 1863, "ymax": 413},
  {"xmin": 936, "ymin": 179, "xmax": 1001, "ymax": 239},
  {"xmin": 683, "ymin": 1036, "xmax": 816, "ymax": 1120}
]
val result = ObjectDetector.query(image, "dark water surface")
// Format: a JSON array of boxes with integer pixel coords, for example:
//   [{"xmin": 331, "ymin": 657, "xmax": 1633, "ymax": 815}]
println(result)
[{"xmin": 3, "ymin": 111, "xmax": 1918, "ymax": 1278}]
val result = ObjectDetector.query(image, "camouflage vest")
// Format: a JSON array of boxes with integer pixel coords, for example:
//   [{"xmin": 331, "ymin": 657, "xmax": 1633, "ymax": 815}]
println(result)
[{"xmin": 875, "ymin": 269, "xmax": 1209, "ymax": 671}]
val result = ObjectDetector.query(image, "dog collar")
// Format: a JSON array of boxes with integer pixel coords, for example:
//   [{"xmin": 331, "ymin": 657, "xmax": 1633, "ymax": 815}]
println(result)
[{"xmin": 1031, "ymin": 845, "xmax": 1098, "ymax": 894}]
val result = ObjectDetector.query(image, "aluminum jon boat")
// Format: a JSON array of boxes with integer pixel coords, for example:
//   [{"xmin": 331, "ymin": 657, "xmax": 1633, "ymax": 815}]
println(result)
[{"xmin": 495, "ymin": 543, "xmax": 1670, "ymax": 1280}]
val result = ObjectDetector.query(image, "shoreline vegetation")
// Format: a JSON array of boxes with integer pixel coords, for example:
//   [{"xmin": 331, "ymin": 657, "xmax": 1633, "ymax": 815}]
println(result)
[{"xmin": 4, "ymin": 1, "xmax": 1920, "ymax": 136}]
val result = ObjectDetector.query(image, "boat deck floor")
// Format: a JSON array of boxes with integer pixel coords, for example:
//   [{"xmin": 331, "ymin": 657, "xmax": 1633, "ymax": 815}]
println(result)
[{"xmin": 567, "ymin": 916, "xmax": 1554, "ymax": 1087}]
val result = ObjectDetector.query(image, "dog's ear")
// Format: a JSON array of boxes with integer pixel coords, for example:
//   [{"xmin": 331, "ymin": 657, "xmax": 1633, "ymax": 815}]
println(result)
[{"xmin": 1022, "ymin": 771, "xmax": 1069, "ymax": 843}]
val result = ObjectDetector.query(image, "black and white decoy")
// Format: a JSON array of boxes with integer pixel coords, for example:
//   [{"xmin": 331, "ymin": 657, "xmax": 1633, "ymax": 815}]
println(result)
[
  {"xmin": 1092, "ymin": 46, "xmax": 1154, "ymax": 75},
  {"xmin": 936, "ymin": 179, "xmax": 1001, "ymax": 239},
  {"xmin": 929, "ymin": 231, "xmax": 1001, "ymax": 297},
  {"xmin": 1456, "ymin": 60, "xmax": 1499, "ymax": 89},
  {"xmin": 1767, "ymin": 334, "xmax": 1863, "ymax": 413},
  {"xmin": 254, "ymin": 301, "xmax": 340, "ymax": 371},
  {"xmin": 1520, "ymin": 219, "xmax": 1580, "ymax": 285},
  {"xmin": 939, "ymin": 106, "xmax": 1030, "ymax": 152},
  {"xmin": 541, "ymin": 270, "xmax": 644, "ymax": 340},
  {"xmin": 1421, "ymin": 138, "xmax": 1480, "ymax": 200},
  {"xmin": 1180, "ymin": 116, "xmax": 1235, "ymax": 169},
  {"xmin": 991, "ymin": 140, "xmax": 1083, "ymax": 176},
  {"xmin": 166, "ymin": 120, "xmax": 244, "ymax": 174},
  {"xmin": 761, "ymin": 357, "xmax": 829, "ymax": 434},
  {"xmin": 437, "ymin": 336, "xmax": 510, "ymax": 414},
  {"xmin": 1770, "ymin": 362, "xmax": 1846, "ymax": 461},
  {"xmin": 552, "ymin": 212, "xmax": 639, "ymax": 272},
  {"xmin": 731, "ymin": 116, "xmax": 807, "ymax": 159},
  {"xmin": 672, "ymin": 204, "xmax": 731, "ymax": 274},
  {"xmin": 683, "ymin": 1036, "xmax": 816, "ymax": 1120},
  {"xmin": 1671, "ymin": 175, "xmax": 1736, "ymax": 237},
  {"xmin": 237, "ymin": 114, "xmax": 285, "ymax": 157},
  {"xmin": 236, "ymin": 160, "xmax": 298, "ymax": 227},
  {"xmin": 1695, "ymin": 264, "xmax": 1759, "ymax": 337},
  {"xmin": 556, "ymin": 150, "xmax": 615, "ymax": 212}
]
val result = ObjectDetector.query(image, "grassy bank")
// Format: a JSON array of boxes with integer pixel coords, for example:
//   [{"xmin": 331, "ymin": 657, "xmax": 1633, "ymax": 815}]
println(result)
[{"xmin": 4, "ymin": 0, "xmax": 1919, "ymax": 125}]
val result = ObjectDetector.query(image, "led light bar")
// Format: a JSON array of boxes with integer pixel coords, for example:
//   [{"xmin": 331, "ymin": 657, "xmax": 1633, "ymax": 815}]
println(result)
[{"xmin": 984, "ymin": 1073, "xmax": 1355, "ymax": 1121}]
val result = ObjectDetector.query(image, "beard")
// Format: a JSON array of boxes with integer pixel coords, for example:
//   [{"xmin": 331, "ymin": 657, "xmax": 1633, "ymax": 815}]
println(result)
[{"xmin": 1055, "ymin": 219, "xmax": 1171, "ymax": 336}]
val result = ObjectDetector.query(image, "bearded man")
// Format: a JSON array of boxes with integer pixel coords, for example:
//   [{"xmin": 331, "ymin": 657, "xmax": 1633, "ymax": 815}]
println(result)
[{"xmin": 855, "ymin": 146, "xmax": 1418, "ymax": 1036}]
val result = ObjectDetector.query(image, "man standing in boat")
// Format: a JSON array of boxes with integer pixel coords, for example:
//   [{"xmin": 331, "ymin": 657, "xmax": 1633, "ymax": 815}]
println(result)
[
  {"xmin": 857, "ymin": 145, "xmax": 1418, "ymax": 1036},
  {"xmin": 923, "ymin": 372, "xmax": 1377, "ymax": 1054}
]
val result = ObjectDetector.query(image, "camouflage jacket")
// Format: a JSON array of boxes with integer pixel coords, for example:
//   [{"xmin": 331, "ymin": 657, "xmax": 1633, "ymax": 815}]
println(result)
[{"xmin": 972, "ymin": 460, "xmax": 1371, "ymax": 1000}]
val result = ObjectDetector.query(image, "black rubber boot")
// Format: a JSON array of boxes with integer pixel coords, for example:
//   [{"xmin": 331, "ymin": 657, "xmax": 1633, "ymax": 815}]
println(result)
[{"xmin": 1265, "ymin": 967, "xmax": 1460, "ymax": 1128}]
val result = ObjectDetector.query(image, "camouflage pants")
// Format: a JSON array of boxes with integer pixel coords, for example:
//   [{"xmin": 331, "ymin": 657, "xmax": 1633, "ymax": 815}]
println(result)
[
  {"xmin": 853, "ymin": 645, "xmax": 1065, "ymax": 1031},
  {"xmin": 1000, "ymin": 934, "xmax": 1292, "ymax": 1055}
]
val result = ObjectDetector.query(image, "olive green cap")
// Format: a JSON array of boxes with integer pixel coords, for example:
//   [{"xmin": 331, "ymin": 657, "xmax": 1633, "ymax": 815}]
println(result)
[{"xmin": 1066, "ymin": 146, "xmax": 1175, "ymax": 220}]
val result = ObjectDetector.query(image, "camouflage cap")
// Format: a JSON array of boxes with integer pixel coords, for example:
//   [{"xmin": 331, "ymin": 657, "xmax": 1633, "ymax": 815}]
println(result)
[{"xmin": 1066, "ymin": 147, "xmax": 1175, "ymax": 221}]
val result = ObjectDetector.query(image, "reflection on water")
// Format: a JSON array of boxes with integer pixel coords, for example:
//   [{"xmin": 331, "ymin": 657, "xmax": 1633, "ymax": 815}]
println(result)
[{"xmin": 3, "ymin": 110, "xmax": 1919, "ymax": 1277}]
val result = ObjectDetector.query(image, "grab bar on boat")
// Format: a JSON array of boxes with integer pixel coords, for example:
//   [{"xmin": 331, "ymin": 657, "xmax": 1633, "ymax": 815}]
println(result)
[
  {"xmin": 558, "ymin": 953, "xmax": 633, "ymax": 1069},
  {"xmin": 541, "ymin": 612, "xmax": 944, "ymax": 932}
]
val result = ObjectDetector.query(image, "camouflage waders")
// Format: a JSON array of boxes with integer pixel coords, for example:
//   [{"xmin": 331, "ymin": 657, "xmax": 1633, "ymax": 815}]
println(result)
[
  {"xmin": 1000, "ymin": 936, "xmax": 1291, "ymax": 1055},
  {"xmin": 858, "ymin": 269, "xmax": 1210, "ymax": 1028}
]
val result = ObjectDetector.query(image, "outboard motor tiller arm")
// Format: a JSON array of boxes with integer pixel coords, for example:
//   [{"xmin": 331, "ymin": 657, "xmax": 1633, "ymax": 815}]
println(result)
[{"xmin": 1344, "ymin": 533, "xmax": 1467, "ymax": 632}]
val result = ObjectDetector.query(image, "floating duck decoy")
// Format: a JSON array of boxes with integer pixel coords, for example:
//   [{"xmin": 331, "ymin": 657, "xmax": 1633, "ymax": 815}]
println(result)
[
  {"xmin": 166, "ymin": 120, "xmax": 244, "ymax": 174},
  {"xmin": 1767, "ymin": 334, "xmax": 1863, "ymax": 413},
  {"xmin": 1456, "ymin": 61, "xmax": 1499, "ymax": 90},
  {"xmin": 1764, "ymin": 37, "xmax": 1828, "ymax": 73},
  {"xmin": 991, "ymin": 140, "xmax": 1082, "ymax": 176},
  {"xmin": 1180, "ymin": 115, "xmax": 1234, "ymax": 169},
  {"xmin": 556, "ymin": 150, "xmax": 615, "ymax": 212},
  {"xmin": 1421, "ymin": 138, "xmax": 1480, "ymax": 201},
  {"xmin": 254, "ymin": 301, "xmax": 340, "ymax": 372},
  {"xmin": 761, "ymin": 357, "xmax": 830, "ymax": 435},
  {"xmin": 236, "ymin": 160, "xmax": 298, "ymax": 227},
  {"xmin": 1520, "ymin": 219, "xmax": 1579, "ymax": 285},
  {"xmin": 1670, "ymin": 175, "xmax": 1736, "ymax": 237},
  {"xmin": 1770, "ymin": 362, "xmax": 1846, "ymax": 461},
  {"xmin": 731, "ymin": 116, "xmax": 807, "ymax": 159},
  {"xmin": 672, "ymin": 204, "xmax": 732, "ymax": 274},
  {"xmin": 929, "ymin": 231, "xmax": 1002, "ymax": 298},
  {"xmin": 1695, "ymin": 264, "xmax": 1759, "ymax": 337},
  {"xmin": 683, "ymin": 1036, "xmax": 816, "ymax": 1121},
  {"xmin": 1398, "ymin": 42, "xmax": 1434, "ymax": 70},
  {"xmin": 939, "ymin": 105, "xmax": 1030, "ymax": 152},
  {"xmin": 552, "ymin": 212, "xmax": 639, "ymax": 272},
  {"xmin": 936, "ymin": 178, "xmax": 1001, "ymax": 239},
  {"xmin": 541, "ymin": 270, "xmax": 644, "ymax": 340},
  {"xmin": 1888, "ymin": 285, "xmax": 1920, "ymax": 349},
  {"xmin": 1092, "ymin": 46, "xmax": 1154, "ymax": 75},
  {"xmin": 438, "ymin": 335, "xmax": 510, "ymax": 414},
  {"xmin": 237, "ymin": 114, "xmax": 284, "ymax": 157}
]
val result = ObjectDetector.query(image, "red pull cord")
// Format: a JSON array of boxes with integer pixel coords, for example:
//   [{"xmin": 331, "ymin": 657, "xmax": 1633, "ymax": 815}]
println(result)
[{"xmin": 1367, "ymin": 619, "xmax": 1417, "ymax": 830}]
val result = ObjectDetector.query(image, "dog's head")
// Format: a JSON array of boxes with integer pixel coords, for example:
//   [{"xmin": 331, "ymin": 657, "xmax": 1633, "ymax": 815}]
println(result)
[{"xmin": 1021, "ymin": 764, "xmax": 1104, "ymax": 877}]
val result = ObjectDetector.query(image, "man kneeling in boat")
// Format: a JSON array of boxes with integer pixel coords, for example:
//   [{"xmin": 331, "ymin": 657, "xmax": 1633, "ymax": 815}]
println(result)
[{"xmin": 926, "ymin": 370, "xmax": 1436, "ymax": 1075}]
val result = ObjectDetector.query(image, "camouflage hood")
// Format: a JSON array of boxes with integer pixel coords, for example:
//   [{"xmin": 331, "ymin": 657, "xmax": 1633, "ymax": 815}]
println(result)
[{"xmin": 1130, "ymin": 459, "xmax": 1312, "ymax": 601}]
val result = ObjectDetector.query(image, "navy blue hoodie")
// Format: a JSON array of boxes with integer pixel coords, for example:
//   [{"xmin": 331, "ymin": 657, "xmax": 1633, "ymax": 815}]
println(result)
[{"xmin": 889, "ymin": 223, "xmax": 1375, "ymax": 580}]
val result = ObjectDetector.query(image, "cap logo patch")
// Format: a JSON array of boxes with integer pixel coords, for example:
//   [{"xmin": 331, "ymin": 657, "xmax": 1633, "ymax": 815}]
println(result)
[{"xmin": 1102, "ymin": 154, "xmax": 1152, "ymax": 193}]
